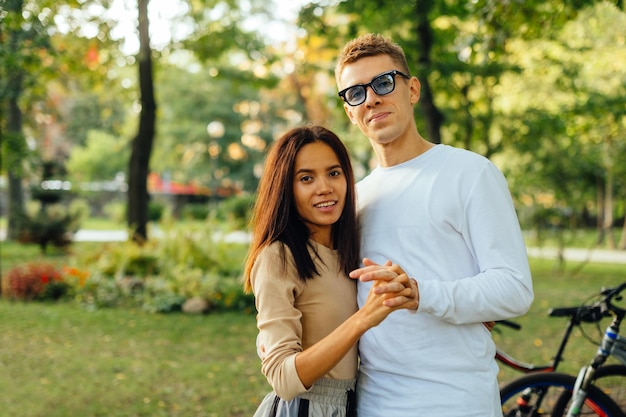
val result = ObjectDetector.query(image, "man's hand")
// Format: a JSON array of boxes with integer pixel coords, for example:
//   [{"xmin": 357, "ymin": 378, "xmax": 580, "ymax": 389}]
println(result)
[{"xmin": 350, "ymin": 258, "xmax": 419, "ymax": 311}]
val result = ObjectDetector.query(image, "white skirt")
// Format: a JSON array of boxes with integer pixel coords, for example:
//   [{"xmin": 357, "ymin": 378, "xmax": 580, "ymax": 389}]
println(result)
[{"xmin": 253, "ymin": 377, "xmax": 357, "ymax": 417}]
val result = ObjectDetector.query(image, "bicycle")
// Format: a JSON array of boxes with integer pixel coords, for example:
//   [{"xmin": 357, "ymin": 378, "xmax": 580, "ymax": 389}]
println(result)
[
  {"xmin": 497, "ymin": 283, "xmax": 626, "ymax": 416},
  {"xmin": 562, "ymin": 283, "xmax": 626, "ymax": 416}
]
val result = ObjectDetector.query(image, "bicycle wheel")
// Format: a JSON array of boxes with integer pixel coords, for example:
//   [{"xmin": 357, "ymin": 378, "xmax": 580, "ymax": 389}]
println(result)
[
  {"xmin": 500, "ymin": 372, "xmax": 624, "ymax": 417},
  {"xmin": 553, "ymin": 365, "xmax": 626, "ymax": 415}
]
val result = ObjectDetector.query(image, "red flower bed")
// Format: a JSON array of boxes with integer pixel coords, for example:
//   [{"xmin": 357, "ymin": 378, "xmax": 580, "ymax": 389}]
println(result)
[{"xmin": 2, "ymin": 263, "xmax": 64, "ymax": 301}]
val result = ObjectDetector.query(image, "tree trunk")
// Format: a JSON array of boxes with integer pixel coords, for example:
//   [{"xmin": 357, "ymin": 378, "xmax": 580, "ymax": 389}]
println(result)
[
  {"xmin": 414, "ymin": 0, "xmax": 444, "ymax": 144},
  {"xmin": 3, "ymin": 0, "xmax": 27, "ymax": 241},
  {"xmin": 603, "ymin": 170, "xmax": 615, "ymax": 249},
  {"xmin": 601, "ymin": 134, "xmax": 617, "ymax": 249},
  {"xmin": 596, "ymin": 176, "xmax": 605, "ymax": 245},
  {"xmin": 127, "ymin": 0, "xmax": 156, "ymax": 244},
  {"xmin": 618, "ymin": 201, "xmax": 626, "ymax": 250}
]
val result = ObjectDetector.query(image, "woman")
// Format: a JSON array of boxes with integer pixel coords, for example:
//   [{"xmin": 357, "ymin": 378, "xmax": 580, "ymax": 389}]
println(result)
[{"xmin": 243, "ymin": 125, "xmax": 413, "ymax": 417}]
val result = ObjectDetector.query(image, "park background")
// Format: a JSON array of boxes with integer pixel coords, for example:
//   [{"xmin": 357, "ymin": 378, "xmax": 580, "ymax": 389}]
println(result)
[{"xmin": 1, "ymin": 0, "xmax": 626, "ymax": 416}]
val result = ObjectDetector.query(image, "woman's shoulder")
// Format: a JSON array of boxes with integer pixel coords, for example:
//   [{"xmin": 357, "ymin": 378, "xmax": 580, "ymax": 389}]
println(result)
[
  {"xmin": 254, "ymin": 241, "xmax": 295, "ymax": 276},
  {"xmin": 251, "ymin": 241, "xmax": 303, "ymax": 289},
  {"xmin": 257, "ymin": 240, "xmax": 289, "ymax": 259}
]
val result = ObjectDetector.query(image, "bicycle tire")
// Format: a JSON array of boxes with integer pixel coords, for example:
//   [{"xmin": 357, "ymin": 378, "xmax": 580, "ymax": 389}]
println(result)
[
  {"xmin": 500, "ymin": 372, "xmax": 624, "ymax": 417},
  {"xmin": 553, "ymin": 365, "xmax": 626, "ymax": 416}
]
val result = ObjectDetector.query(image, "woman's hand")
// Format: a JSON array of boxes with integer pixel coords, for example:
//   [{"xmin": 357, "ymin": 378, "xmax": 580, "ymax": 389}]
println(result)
[{"xmin": 350, "ymin": 258, "xmax": 419, "ymax": 311}]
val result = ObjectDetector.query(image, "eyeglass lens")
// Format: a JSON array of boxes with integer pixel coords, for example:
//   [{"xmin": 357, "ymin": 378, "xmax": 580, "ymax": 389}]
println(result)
[
  {"xmin": 339, "ymin": 70, "xmax": 409, "ymax": 106},
  {"xmin": 342, "ymin": 72, "xmax": 402, "ymax": 106}
]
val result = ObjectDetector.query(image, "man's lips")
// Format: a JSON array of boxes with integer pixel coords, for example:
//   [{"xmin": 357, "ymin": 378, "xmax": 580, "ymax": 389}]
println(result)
[{"xmin": 369, "ymin": 112, "xmax": 389, "ymax": 123}]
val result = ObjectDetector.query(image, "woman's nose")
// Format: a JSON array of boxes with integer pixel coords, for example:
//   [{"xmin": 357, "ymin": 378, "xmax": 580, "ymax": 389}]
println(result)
[{"xmin": 317, "ymin": 178, "xmax": 333, "ymax": 194}]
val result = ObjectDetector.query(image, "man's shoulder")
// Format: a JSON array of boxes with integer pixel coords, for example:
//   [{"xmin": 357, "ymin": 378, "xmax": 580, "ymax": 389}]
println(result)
[
  {"xmin": 439, "ymin": 144, "xmax": 488, "ymax": 162},
  {"xmin": 437, "ymin": 145, "xmax": 494, "ymax": 172}
]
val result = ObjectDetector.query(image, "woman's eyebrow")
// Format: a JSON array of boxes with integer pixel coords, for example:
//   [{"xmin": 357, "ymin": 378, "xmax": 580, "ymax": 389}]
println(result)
[{"xmin": 295, "ymin": 164, "xmax": 341, "ymax": 174}]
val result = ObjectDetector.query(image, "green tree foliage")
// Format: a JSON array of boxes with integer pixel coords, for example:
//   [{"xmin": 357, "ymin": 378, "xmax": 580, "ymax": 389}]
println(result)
[
  {"xmin": 1, "ymin": 0, "xmax": 54, "ymax": 239},
  {"xmin": 502, "ymin": 2, "xmax": 626, "ymax": 246},
  {"xmin": 66, "ymin": 130, "xmax": 130, "ymax": 182},
  {"xmin": 4, "ymin": 0, "xmax": 624, "ymax": 250},
  {"xmin": 64, "ymin": 93, "xmax": 127, "ymax": 147},
  {"xmin": 153, "ymin": 62, "xmax": 278, "ymax": 196},
  {"xmin": 295, "ymin": 0, "xmax": 624, "ymax": 243},
  {"xmin": 1, "ymin": 0, "xmax": 122, "ymax": 240}
]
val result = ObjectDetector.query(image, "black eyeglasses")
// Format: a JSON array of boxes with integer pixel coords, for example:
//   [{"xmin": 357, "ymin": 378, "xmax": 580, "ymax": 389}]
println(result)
[{"xmin": 338, "ymin": 70, "xmax": 410, "ymax": 106}]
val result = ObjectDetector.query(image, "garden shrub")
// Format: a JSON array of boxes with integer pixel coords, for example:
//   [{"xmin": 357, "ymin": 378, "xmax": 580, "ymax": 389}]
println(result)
[
  {"xmin": 212, "ymin": 278, "xmax": 255, "ymax": 313},
  {"xmin": 61, "ymin": 266, "xmax": 90, "ymax": 289},
  {"xmin": 68, "ymin": 198, "xmax": 91, "ymax": 225},
  {"xmin": 216, "ymin": 194, "xmax": 254, "ymax": 230},
  {"xmin": 4, "ymin": 218, "xmax": 254, "ymax": 313},
  {"xmin": 181, "ymin": 203, "xmax": 210, "ymax": 220},
  {"xmin": 66, "ymin": 222, "xmax": 254, "ymax": 314},
  {"xmin": 148, "ymin": 201, "xmax": 165, "ymax": 222},
  {"xmin": 79, "ymin": 241, "xmax": 161, "ymax": 278},
  {"xmin": 103, "ymin": 201, "xmax": 126, "ymax": 223},
  {"xmin": 17, "ymin": 204, "xmax": 81, "ymax": 253},
  {"xmin": 136, "ymin": 277, "xmax": 186, "ymax": 313},
  {"xmin": 2, "ymin": 263, "xmax": 69, "ymax": 301},
  {"xmin": 74, "ymin": 272, "xmax": 124, "ymax": 309}
]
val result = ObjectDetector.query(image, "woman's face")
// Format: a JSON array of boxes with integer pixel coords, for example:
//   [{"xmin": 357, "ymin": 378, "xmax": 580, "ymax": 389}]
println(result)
[{"xmin": 292, "ymin": 141, "xmax": 347, "ymax": 247}]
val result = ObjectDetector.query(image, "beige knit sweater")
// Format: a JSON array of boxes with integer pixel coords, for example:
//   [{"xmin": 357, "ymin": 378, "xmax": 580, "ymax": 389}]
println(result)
[{"xmin": 251, "ymin": 240, "xmax": 358, "ymax": 400}]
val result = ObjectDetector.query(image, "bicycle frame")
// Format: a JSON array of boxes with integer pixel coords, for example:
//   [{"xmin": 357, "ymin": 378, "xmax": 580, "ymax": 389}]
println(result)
[
  {"xmin": 495, "ymin": 301, "xmax": 607, "ymax": 375},
  {"xmin": 566, "ymin": 283, "xmax": 626, "ymax": 417},
  {"xmin": 499, "ymin": 284, "xmax": 626, "ymax": 417},
  {"xmin": 611, "ymin": 333, "xmax": 626, "ymax": 365}
]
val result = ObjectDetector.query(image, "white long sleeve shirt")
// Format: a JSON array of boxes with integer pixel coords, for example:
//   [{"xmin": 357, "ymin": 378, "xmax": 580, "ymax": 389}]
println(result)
[{"xmin": 355, "ymin": 144, "xmax": 533, "ymax": 417}]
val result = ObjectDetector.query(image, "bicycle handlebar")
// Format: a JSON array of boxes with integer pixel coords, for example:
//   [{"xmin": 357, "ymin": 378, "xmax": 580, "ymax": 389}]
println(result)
[
  {"xmin": 549, "ymin": 305, "xmax": 608, "ymax": 323},
  {"xmin": 497, "ymin": 319, "xmax": 522, "ymax": 330},
  {"xmin": 601, "ymin": 282, "xmax": 626, "ymax": 318},
  {"xmin": 549, "ymin": 283, "xmax": 626, "ymax": 323}
]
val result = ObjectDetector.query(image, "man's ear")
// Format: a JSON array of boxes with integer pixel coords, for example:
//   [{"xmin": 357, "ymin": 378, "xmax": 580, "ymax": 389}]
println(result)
[
  {"xmin": 410, "ymin": 77, "xmax": 421, "ymax": 104},
  {"xmin": 344, "ymin": 103, "xmax": 357, "ymax": 125}
]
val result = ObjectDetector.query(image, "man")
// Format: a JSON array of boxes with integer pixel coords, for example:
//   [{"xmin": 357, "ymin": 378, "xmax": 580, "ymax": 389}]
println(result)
[{"xmin": 337, "ymin": 33, "xmax": 534, "ymax": 417}]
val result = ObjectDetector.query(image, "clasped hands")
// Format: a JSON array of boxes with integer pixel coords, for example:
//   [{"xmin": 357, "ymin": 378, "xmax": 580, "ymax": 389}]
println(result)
[
  {"xmin": 349, "ymin": 259, "xmax": 496, "ymax": 331},
  {"xmin": 349, "ymin": 258, "xmax": 419, "ymax": 312}
]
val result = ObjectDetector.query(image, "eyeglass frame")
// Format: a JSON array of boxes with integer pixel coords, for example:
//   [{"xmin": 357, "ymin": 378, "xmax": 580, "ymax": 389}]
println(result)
[{"xmin": 338, "ymin": 70, "xmax": 411, "ymax": 107}]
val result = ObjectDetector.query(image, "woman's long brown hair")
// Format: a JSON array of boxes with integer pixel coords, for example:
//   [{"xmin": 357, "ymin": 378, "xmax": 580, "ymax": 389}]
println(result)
[{"xmin": 243, "ymin": 125, "xmax": 359, "ymax": 293}]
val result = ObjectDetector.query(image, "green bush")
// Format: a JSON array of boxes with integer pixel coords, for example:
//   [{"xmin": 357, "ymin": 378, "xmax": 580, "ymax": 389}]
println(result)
[
  {"xmin": 67, "ymin": 223, "xmax": 251, "ymax": 313},
  {"xmin": 74, "ymin": 272, "xmax": 124, "ymax": 309},
  {"xmin": 77, "ymin": 241, "xmax": 160, "ymax": 278},
  {"xmin": 4, "ymin": 218, "xmax": 254, "ymax": 314},
  {"xmin": 181, "ymin": 203, "xmax": 210, "ymax": 220},
  {"xmin": 216, "ymin": 194, "xmax": 254, "ymax": 230},
  {"xmin": 103, "ymin": 201, "xmax": 126, "ymax": 223},
  {"xmin": 136, "ymin": 277, "xmax": 186, "ymax": 313},
  {"xmin": 148, "ymin": 201, "xmax": 165, "ymax": 222},
  {"xmin": 17, "ymin": 202, "xmax": 82, "ymax": 253}
]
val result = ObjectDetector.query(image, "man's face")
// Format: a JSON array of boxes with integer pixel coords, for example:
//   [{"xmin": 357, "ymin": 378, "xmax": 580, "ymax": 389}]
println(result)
[{"xmin": 338, "ymin": 55, "xmax": 419, "ymax": 146}]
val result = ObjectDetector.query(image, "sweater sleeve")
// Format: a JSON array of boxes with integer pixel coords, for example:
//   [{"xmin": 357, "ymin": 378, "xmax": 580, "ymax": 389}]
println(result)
[
  {"xmin": 251, "ymin": 244, "xmax": 308, "ymax": 400},
  {"xmin": 418, "ymin": 160, "xmax": 534, "ymax": 323}
]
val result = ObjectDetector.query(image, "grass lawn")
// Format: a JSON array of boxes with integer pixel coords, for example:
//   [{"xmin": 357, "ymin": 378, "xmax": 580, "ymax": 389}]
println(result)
[
  {"xmin": 1, "ymin": 239, "xmax": 625, "ymax": 416},
  {"xmin": 0, "ymin": 302, "xmax": 268, "ymax": 417}
]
